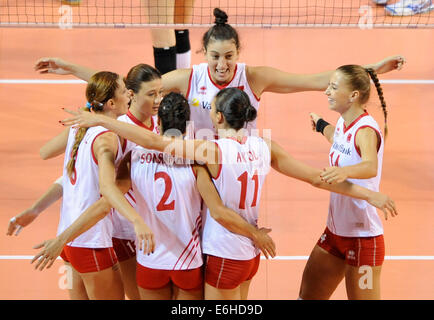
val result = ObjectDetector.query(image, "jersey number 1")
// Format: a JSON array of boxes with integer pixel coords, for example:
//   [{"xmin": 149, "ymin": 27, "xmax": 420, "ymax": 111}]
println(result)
[
  {"xmin": 237, "ymin": 171, "xmax": 259, "ymax": 210},
  {"xmin": 154, "ymin": 172, "xmax": 175, "ymax": 211}
]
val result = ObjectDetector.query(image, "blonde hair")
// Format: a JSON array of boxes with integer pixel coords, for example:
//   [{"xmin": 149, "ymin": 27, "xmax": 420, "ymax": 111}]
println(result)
[
  {"xmin": 66, "ymin": 71, "xmax": 119, "ymax": 178},
  {"xmin": 337, "ymin": 65, "xmax": 388, "ymax": 139}
]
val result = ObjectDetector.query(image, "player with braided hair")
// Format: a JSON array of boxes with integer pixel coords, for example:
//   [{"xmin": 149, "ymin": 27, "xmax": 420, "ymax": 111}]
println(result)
[{"xmin": 302, "ymin": 65, "xmax": 397, "ymax": 300}]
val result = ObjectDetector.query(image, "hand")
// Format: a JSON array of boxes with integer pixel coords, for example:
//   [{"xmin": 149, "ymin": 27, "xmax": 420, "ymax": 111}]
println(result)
[
  {"xmin": 61, "ymin": 108, "xmax": 102, "ymax": 128},
  {"xmin": 34, "ymin": 57, "xmax": 73, "ymax": 75},
  {"xmin": 31, "ymin": 238, "xmax": 65, "ymax": 271},
  {"xmin": 6, "ymin": 210, "xmax": 39, "ymax": 236},
  {"xmin": 309, "ymin": 112, "xmax": 322, "ymax": 132},
  {"xmin": 367, "ymin": 192, "xmax": 398, "ymax": 221},
  {"xmin": 371, "ymin": 55, "xmax": 406, "ymax": 74},
  {"xmin": 253, "ymin": 227, "xmax": 276, "ymax": 259},
  {"xmin": 320, "ymin": 166, "xmax": 348, "ymax": 184},
  {"xmin": 133, "ymin": 220, "xmax": 155, "ymax": 255}
]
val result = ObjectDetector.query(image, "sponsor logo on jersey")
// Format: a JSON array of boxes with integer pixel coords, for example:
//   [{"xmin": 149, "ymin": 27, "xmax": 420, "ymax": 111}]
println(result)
[
  {"xmin": 199, "ymin": 86, "xmax": 207, "ymax": 95},
  {"xmin": 191, "ymin": 98, "xmax": 200, "ymax": 107},
  {"xmin": 320, "ymin": 234, "xmax": 327, "ymax": 243},
  {"xmin": 332, "ymin": 142, "xmax": 351, "ymax": 156},
  {"xmin": 347, "ymin": 133, "xmax": 352, "ymax": 143}
]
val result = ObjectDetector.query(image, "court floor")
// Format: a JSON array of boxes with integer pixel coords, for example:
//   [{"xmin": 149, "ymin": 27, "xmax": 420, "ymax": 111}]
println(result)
[{"xmin": 0, "ymin": 26, "xmax": 433, "ymax": 299}]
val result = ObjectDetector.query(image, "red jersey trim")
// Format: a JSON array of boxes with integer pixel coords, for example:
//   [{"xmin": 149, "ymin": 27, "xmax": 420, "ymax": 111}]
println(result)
[
  {"xmin": 353, "ymin": 125, "xmax": 382, "ymax": 158},
  {"xmin": 343, "ymin": 111, "xmax": 369, "ymax": 134},
  {"xmin": 127, "ymin": 110, "xmax": 154, "ymax": 131},
  {"xmin": 91, "ymin": 131, "xmax": 118, "ymax": 165},
  {"xmin": 185, "ymin": 69, "xmax": 194, "ymax": 99},
  {"xmin": 226, "ymin": 136, "xmax": 248, "ymax": 145},
  {"xmin": 207, "ymin": 64, "xmax": 238, "ymax": 90}
]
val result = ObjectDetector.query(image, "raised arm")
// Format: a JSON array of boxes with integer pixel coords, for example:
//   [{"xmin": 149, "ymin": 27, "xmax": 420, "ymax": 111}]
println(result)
[
  {"xmin": 34, "ymin": 57, "xmax": 97, "ymax": 82},
  {"xmin": 269, "ymin": 139, "xmax": 397, "ymax": 219},
  {"xmin": 194, "ymin": 165, "xmax": 276, "ymax": 259},
  {"xmin": 246, "ymin": 55, "xmax": 405, "ymax": 96},
  {"xmin": 309, "ymin": 113, "xmax": 335, "ymax": 144}
]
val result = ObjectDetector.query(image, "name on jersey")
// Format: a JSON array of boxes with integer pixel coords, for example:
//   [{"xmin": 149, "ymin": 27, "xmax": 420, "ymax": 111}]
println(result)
[
  {"xmin": 237, "ymin": 150, "xmax": 259, "ymax": 163},
  {"xmin": 139, "ymin": 152, "xmax": 190, "ymax": 166},
  {"xmin": 331, "ymin": 142, "xmax": 351, "ymax": 156}
]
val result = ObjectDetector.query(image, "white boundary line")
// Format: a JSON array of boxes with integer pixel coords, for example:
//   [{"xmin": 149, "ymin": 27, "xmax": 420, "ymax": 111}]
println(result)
[
  {"xmin": 0, "ymin": 79, "xmax": 434, "ymax": 85},
  {"xmin": 1, "ymin": 255, "xmax": 433, "ymax": 260}
]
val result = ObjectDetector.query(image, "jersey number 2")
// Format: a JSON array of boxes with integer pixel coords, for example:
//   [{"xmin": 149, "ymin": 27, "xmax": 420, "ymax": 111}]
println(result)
[
  {"xmin": 237, "ymin": 171, "xmax": 259, "ymax": 210},
  {"xmin": 154, "ymin": 172, "xmax": 175, "ymax": 211}
]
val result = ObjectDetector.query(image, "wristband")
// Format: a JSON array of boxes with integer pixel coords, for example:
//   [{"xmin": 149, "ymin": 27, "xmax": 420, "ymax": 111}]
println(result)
[
  {"xmin": 54, "ymin": 176, "xmax": 63, "ymax": 187},
  {"xmin": 315, "ymin": 118, "xmax": 330, "ymax": 135}
]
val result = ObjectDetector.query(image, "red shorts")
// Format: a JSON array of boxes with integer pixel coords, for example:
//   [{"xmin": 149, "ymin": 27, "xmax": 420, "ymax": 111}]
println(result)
[
  {"xmin": 316, "ymin": 227, "xmax": 385, "ymax": 267},
  {"xmin": 136, "ymin": 263, "xmax": 203, "ymax": 291},
  {"xmin": 205, "ymin": 254, "xmax": 260, "ymax": 290},
  {"xmin": 112, "ymin": 238, "xmax": 136, "ymax": 262},
  {"xmin": 60, "ymin": 245, "xmax": 118, "ymax": 273}
]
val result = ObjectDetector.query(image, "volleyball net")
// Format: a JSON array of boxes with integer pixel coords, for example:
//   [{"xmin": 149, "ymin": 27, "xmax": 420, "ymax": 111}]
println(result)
[{"xmin": 1, "ymin": 0, "xmax": 433, "ymax": 28}]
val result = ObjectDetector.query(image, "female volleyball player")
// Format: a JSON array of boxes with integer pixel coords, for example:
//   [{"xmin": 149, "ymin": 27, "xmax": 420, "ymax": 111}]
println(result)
[
  {"xmin": 33, "ymin": 64, "xmax": 163, "ymax": 300},
  {"xmin": 60, "ymin": 87, "xmax": 397, "ymax": 300},
  {"xmin": 299, "ymin": 65, "xmax": 397, "ymax": 300},
  {"xmin": 33, "ymin": 92, "xmax": 276, "ymax": 300},
  {"xmin": 39, "ymin": 71, "xmax": 154, "ymax": 300},
  {"xmin": 34, "ymin": 8, "xmax": 405, "ymax": 137}
]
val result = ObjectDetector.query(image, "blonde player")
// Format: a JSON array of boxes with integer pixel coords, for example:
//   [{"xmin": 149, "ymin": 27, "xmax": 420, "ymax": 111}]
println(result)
[
  {"xmin": 34, "ymin": 8, "xmax": 405, "ymax": 137},
  {"xmin": 60, "ymin": 87, "xmax": 397, "ymax": 300},
  {"xmin": 34, "ymin": 71, "xmax": 153, "ymax": 300},
  {"xmin": 34, "ymin": 64, "xmax": 163, "ymax": 300},
  {"xmin": 299, "ymin": 65, "xmax": 396, "ymax": 300}
]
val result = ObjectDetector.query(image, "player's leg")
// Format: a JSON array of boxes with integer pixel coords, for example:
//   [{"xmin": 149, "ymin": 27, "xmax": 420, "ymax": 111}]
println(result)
[
  {"xmin": 345, "ymin": 265, "xmax": 382, "ymax": 300},
  {"xmin": 298, "ymin": 245, "xmax": 346, "ymax": 299}
]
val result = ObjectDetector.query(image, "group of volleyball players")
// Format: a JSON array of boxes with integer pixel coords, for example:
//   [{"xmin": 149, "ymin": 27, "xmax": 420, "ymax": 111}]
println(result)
[{"xmin": 7, "ymin": 8, "xmax": 400, "ymax": 300}]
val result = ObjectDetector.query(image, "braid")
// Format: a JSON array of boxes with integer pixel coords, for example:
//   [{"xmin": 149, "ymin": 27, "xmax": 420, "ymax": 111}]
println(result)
[
  {"xmin": 366, "ymin": 68, "xmax": 388, "ymax": 139},
  {"xmin": 66, "ymin": 108, "xmax": 90, "ymax": 177}
]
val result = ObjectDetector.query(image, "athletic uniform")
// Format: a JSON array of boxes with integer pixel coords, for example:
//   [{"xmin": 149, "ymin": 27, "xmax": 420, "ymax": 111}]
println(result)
[
  {"xmin": 202, "ymin": 136, "xmax": 271, "ymax": 289},
  {"xmin": 58, "ymin": 126, "xmax": 123, "ymax": 273},
  {"xmin": 111, "ymin": 111, "xmax": 160, "ymax": 262},
  {"xmin": 186, "ymin": 63, "xmax": 260, "ymax": 138},
  {"xmin": 130, "ymin": 144, "xmax": 203, "ymax": 290},
  {"xmin": 317, "ymin": 111, "xmax": 385, "ymax": 267}
]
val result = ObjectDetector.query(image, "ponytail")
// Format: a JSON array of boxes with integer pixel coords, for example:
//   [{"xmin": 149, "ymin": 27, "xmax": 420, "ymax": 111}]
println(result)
[{"xmin": 365, "ymin": 68, "xmax": 388, "ymax": 139}]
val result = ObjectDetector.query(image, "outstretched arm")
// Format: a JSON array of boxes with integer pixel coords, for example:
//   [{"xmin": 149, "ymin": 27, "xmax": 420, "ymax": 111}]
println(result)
[
  {"xmin": 31, "ymin": 153, "xmax": 134, "ymax": 271},
  {"xmin": 269, "ymin": 139, "xmax": 397, "ymax": 219},
  {"xmin": 195, "ymin": 165, "xmax": 276, "ymax": 259},
  {"xmin": 60, "ymin": 109, "xmax": 220, "ymax": 166},
  {"xmin": 7, "ymin": 177, "xmax": 63, "ymax": 236},
  {"xmin": 247, "ymin": 55, "xmax": 405, "ymax": 96},
  {"xmin": 34, "ymin": 57, "xmax": 97, "ymax": 82}
]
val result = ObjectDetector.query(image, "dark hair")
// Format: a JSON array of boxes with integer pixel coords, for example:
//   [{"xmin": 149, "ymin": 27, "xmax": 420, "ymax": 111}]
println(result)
[
  {"xmin": 214, "ymin": 87, "xmax": 257, "ymax": 130},
  {"xmin": 124, "ymin": 64, "xmax": 161, "ymax": 93},
  {"xmin": 202, "ymin": 8, "xmax": 240, "ymax": 51},
  {"xmin": 337, "ymin": 65, "xmax": 389, "ymax": 139},
  {"xmin": 158, "ymin": 92, "xmax": 191, "ymax": 134},
  {"xmin": 67, "ymin": 71, "xmax": 120, "ymax": 178}
]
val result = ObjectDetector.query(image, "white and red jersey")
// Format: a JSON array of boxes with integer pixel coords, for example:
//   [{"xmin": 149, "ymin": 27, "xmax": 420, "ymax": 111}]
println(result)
[
  {"xmin": 202, "ymin": 136, "xmax": 271, "ymax": 260},
  {"xmin": 130, "ymin": 145, "xmax": 203, "ymax": 270},
  {"xmin": 111, "ymin": 111, "xmax": 160, "ymax": 241},
  {"xmin": 186, "ymin": 63, "xmax": 260, "ymax": 138},
  {"xmin": 58, "ymin": 126, "xmax": 123, "ymax": 248},
  {"xmin": 327, "ymin": 112, "xmax": 384, "ymax": 237}
]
